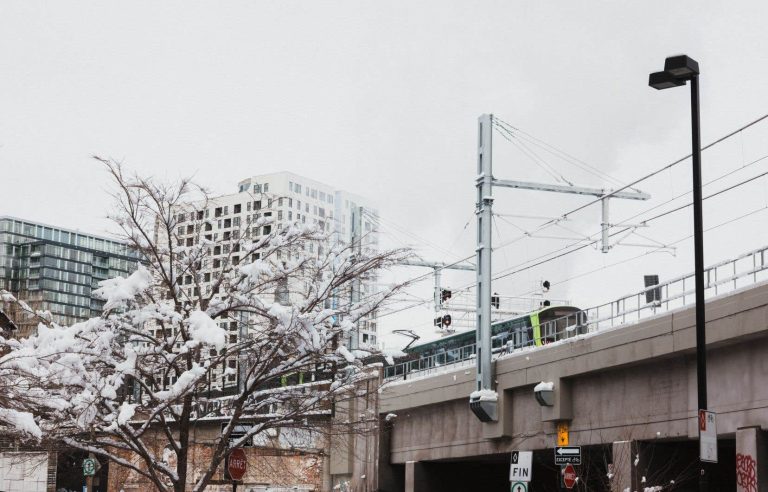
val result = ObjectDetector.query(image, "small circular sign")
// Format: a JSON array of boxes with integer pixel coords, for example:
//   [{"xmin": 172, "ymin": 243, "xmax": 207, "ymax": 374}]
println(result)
[
  {"xmin": 227, "ymin": 447, "xmax": 247, "ymax": 481},
  {"xmin": 511, "ymin": 482, "xmax": 528, "ymax": 492},
  {"xmin": 83, "ymin": 458, "xmax": 96, "ymax": 477}
]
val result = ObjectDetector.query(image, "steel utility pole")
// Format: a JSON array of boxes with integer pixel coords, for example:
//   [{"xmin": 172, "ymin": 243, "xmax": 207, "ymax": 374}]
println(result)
[
  {"xmin": 469, "ymin": 113, "xmax": 496, "ymax": 421},
  {"xmin": 649, "ymin": 55, "xmax": 711, "ymax": 491},
  {"xmin": 469, "ymin": 113, "xmax": 651, "ymax": 423}
]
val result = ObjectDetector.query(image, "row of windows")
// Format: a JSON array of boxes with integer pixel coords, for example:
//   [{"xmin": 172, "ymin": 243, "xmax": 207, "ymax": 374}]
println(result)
[
  {"xmin": 0, "ymin": 219, "xmax": 135, "ymax": 256},
  {"xmin": 42, "ymin": 290, "xmax": 91, "ymax": 307},
  {"xmin": 27, "ymin": 278, "xmax": 91, "ymax": 296},
  {"xmin": 288, "ymin": 181, "xmax": 334, "ymax": 205}
]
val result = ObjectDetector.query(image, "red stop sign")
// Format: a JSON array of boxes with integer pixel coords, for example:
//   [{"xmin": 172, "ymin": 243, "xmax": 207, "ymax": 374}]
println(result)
[
  {"xmin": 563, "ymin": 463, "xmax": 577, "ymax": 489},
  {"xmin": 227, "ymin": 447, "xmax": 247, "ymax": 481}
]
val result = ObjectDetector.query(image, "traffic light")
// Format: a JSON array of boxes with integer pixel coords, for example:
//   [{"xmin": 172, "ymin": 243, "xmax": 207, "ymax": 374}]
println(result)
[
  {"xmin": 442, "ymin": 314, "xmax": 452, "ymax": 327},
  {"xmin": 440, "ymin": 289, "xmax": 452, "ymax": 302},
  {"xmin": 491, "ymin": 293, "xmax": 500, "ymax": 309},
  {"xmin": 434, "ymin": 316, "xmax": 443, "ymax": 328},
  {"xmin": 542, "ymin": 280, "xmax": 551, "ymax": 292}
]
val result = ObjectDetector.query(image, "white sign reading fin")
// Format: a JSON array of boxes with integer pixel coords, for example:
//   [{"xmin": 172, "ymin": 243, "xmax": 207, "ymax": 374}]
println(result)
[
  {"xmin": 509, "ymin": 451, "xmax": 533, "ymax": 482},
  {"xmin": 699, "ymin": 409, "xmax": 718, "ymax": 463}
]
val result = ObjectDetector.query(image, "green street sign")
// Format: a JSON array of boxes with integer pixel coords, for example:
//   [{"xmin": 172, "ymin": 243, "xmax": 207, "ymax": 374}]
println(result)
[
  {"xmin": 511, "ymin": 482, "xmax": 528, "ymax": 492},
  {"xmin": 83, "ymin": 458, "xmax": 96, "ymax": 477}
]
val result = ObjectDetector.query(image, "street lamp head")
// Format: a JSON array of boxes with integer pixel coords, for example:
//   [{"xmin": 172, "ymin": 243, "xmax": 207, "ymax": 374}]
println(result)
[
  {"xmin": 664, "ymin": 54, "xmax": 700, "ymax": 78},
  {"xmin": 649, "ymin": 54, "xmax": 700, "ymax": 90},
  {"xmin": 649, "ymin": 70, "xmax": 686, "ymax": 90}
]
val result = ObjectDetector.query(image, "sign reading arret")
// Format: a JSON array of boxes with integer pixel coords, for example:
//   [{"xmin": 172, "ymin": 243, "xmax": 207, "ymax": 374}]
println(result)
[
  {"xmin": 509, "ymin": 451, "xmax": 533, "ymax": 482},
  {"xmin": 562, "ymin": 463, "xmax": 577, "ymax": 489},
  {"xmin": 227, "ymin": 447, "xmax": 247, "ymax": 481}
]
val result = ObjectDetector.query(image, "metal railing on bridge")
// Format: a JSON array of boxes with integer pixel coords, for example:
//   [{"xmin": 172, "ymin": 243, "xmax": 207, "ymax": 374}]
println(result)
[{"xmin": 385, "ymin": 244, "xmax": 768, "ymax": 380}]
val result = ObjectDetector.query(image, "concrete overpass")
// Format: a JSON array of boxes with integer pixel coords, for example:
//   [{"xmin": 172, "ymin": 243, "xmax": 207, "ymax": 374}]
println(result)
[{"xmin": 364, "ymin": 279, "xmax": 768, "ymax": 491}]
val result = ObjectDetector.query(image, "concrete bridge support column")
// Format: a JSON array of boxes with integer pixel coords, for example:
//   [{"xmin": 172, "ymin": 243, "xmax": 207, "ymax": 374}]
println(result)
[
  {"xmin": 610, "ymin": 440, "xmax": 640, "ymax": 492},
  {"xmin": 404, "ymin": 461, "xmax": 428, "ymax": 492},
  {"xmin": 736, "ymin": 426, "xmax": 767, "ymax": 492}
]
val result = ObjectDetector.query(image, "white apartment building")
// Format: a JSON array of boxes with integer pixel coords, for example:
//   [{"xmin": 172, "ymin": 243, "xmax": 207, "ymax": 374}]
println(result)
[
  {"xmin": 235, "ymin": 171, "xmax": 380, "ymax": 348},
  {"xmin": 172, "ymin": 171, "xmax": 380, "ymax": 368}
]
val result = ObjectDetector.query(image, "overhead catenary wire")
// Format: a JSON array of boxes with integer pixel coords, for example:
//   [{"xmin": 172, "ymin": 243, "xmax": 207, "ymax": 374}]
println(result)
[
  {"xmin": 378, "ymin": 151, "xmax": 768, "ymax": 319},
  {"xmin": 377, "ymin": 113, "xmax": 768, "ymax": 319},
  {"xmin": 494, "ymin": 117, "xmax": 635, "ymax": 190}
]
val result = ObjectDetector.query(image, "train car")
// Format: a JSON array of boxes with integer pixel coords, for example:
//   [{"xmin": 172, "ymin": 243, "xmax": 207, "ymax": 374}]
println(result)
[{"xmin": 401, "ymin": 305, "xmax": 585, "ymax": 365}]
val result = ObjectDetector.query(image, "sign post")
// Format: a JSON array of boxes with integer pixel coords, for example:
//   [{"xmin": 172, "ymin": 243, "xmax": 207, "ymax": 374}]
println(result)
[
  {"xmin": 509, "ymin": 451, "xmax": 533, "ymax": 483},
  {"xmin": 699, "ymin": 409, "xmax": 718, "ymax": 463},
  {"xmin": 227, "ymin": 447, "xmax": 247, "ymax": 492}
]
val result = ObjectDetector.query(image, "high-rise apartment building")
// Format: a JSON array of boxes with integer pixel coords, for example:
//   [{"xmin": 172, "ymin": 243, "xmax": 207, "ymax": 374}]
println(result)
[
  {"xmin": 0, "ymin": 216, "xmax": 141, "ymax": 334},
  {"xmin": 173, "ymin": 172, "xmax": 380, "ymax": 351},
  {"xmin": 238, "ymin": 172, "xmax": 380, "ymax": 347}
]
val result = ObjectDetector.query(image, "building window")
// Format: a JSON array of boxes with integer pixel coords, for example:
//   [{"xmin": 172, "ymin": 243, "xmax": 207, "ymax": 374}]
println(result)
[
  {"xmin": 320, "ymin": 192, "xmax": 326, "ymax": 201},
  {"xmin": 254, "ymin": 201, "xmax": 261, "ymax": 210},
  {"xmin": 295, "ymin": 183, "xmax": 302, "ymax": 193},
  {"xmin": 215, "ymin": 207, "xmax": 222, "ymax": 218},
  {"xmin": 311, "ymin": 189, "xmax": 317, "ymax": 199},
  {"xmin": 289, "ymin": 182, "xmax": 294, "ymax": 192},
  {"xmin": 288, "ymin": 211, "xmax": 292, "ymax": 221},
  {"xmin": 263, "ymin": 183, "xmax": 269, "ymax": 192},
  {"xmin": 247, "ymin": 201, "xmax": 252, "ymax": 211},
  {"xmin": 234, "ymin": 204, "xmax": 241, "ymax": 213},
  {"xmin": 278, "ymin": 211, "xmax": 283, "ymax": 220},
  {"xmin": 253, "ymin": 184, "xmax": 262, "ymax": 193}
]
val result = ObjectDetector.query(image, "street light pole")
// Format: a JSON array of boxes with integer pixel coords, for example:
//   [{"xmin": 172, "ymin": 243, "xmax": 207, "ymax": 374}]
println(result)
[{"xmin": 650, "ymin": 54, "xmax": 709, "ymax": 491}]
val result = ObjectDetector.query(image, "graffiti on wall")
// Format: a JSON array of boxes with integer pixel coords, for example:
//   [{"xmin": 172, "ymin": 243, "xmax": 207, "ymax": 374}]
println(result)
[{"xmin": 736, "ymin": 453, "xmax": 757, "ymax": 492}]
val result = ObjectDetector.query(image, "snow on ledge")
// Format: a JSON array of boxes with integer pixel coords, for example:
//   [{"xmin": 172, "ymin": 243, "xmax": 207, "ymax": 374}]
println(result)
[
  {"xmin": 469, "ymin": 389, "xmax": 498, "ymax": 402},
  {"xmin": 534, "ymin": 381, "xmax": 554, "ymax": 392}
]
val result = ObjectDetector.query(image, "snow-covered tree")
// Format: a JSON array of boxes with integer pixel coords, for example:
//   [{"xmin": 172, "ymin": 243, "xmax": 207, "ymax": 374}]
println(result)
[{"xmin": 0, "ymin": 159, "xmax": 409, "ymax": 492}]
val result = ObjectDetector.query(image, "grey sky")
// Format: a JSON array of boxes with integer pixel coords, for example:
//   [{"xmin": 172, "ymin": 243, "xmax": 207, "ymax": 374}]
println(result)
[{"xmin": 2, "ymin": 1, "xmax": 768, "ymax": 346}]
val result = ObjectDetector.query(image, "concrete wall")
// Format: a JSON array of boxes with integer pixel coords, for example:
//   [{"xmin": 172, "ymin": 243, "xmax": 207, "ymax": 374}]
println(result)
[{"xmin": 381, "ymin": 281, "xmax": 768, "ymax": 464}]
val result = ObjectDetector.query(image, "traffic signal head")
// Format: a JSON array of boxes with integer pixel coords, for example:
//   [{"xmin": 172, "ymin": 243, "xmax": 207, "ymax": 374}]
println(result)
[
  {"xmin": 442, "ymin": 314, "xmax": 452, "ymax": 327},
  {"xmin": 542, "ymin": 280, "xmax": 551, "ymax": 292},
  {"xmin": 441, "ymin": 289, "xmax": 452, "ymax": 302}
]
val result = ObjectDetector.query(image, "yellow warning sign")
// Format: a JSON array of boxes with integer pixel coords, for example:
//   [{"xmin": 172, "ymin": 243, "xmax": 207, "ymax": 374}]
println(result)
[{"xmin": 557, "ymin": 421, "xmax": 569, "ymax": 446}]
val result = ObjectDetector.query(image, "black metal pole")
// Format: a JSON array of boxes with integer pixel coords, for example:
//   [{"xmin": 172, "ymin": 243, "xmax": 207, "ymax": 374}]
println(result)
[{"xmin": 690, "ymin": 74, "xmax": 709, "ymax": 492}]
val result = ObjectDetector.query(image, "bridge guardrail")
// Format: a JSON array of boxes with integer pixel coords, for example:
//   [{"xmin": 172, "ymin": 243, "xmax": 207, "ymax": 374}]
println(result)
[{"xmin": 385, "ymin": 244, "xmax": 768, "ymax": 380}]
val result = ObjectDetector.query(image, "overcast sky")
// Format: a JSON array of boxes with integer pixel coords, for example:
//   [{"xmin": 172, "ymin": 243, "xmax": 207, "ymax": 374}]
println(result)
[{"xmin": 3, "ymin": 1, "xmax": 768, "ymax": 347}]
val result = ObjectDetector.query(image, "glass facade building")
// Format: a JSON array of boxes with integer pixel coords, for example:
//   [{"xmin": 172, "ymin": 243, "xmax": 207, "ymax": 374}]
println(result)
[{"xmin": 0, "ymin": 217, "xmax": 141, "ymax": 334}]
